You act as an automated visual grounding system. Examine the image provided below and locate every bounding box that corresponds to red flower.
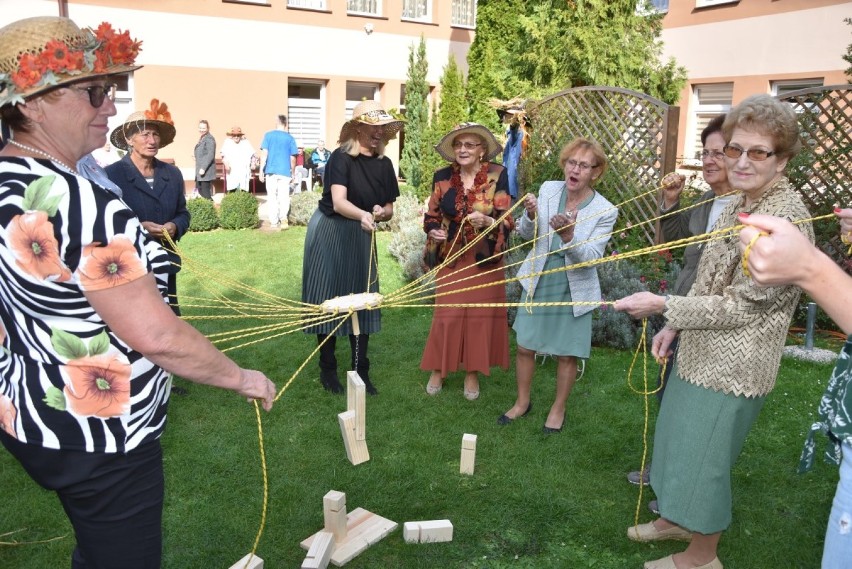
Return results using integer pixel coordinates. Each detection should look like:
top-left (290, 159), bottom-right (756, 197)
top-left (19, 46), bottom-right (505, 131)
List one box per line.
top-left (11, 53), bottom-right (46, 89)
top-left (42, 39), bottom-right (77, 72)
top-left (77, 236), bottom-right (147, 290)
top-left (63, 354), bottom-right (131, 418)
top-left (93, 22), bottom-right (117, 42)
top-left (107, 31), bottom-right (141, 65)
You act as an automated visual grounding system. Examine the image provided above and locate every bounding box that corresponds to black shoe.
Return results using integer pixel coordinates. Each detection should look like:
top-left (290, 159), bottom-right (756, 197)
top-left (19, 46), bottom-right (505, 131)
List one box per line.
top-left (170, 385), bottom-right (188, 396)
top-left (542, 421), bottom-right (563, 434)
top-left (362, 378), bottom-right (378, 396)
top-left (320, 370), bottom-right (343, 394)
top-left (497, 402), bottom-right (532, 425)
top-left (648, 499), bottom-right (660, 515)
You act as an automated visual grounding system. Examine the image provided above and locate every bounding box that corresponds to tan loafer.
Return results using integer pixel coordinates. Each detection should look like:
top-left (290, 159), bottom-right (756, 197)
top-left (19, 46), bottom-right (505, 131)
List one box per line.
top-left (627, 521), bottom-right (692, 542)
top-left (643, 555), bottom-right (723, 569)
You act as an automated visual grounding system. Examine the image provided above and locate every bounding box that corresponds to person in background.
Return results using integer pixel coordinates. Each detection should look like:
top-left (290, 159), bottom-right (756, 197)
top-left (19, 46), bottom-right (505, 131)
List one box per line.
top-left (302, 100), bottom-right (403, 396)
top-left (420, 123), bottom-right (514, 400)
top-left (740, 207), bottom-right (852, 569)
top-left (106, 99), bottom-right (190, 317)
top-left (498, 138), bottom-right (617, 432)
top-left (91, 140), bottom-right (120, 167)
top-left (259, 114), bottom-right (298, 229)
top-left (0, 16), bottom-right (275, 569)
top-left (311, 139), bottom-right (331, 185)
top-left (194, 118), bottom-right (216, 200)
top-left (220, 125), bottom-right (256, 192)
top-left (614, 94), bottom-right (812, 569)
top-left (626, 114), bottom-right (735, 500)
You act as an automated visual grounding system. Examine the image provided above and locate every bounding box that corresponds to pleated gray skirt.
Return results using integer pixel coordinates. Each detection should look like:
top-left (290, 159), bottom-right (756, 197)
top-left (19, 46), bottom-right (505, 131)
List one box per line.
top-left (301, 209), bottom-right (381, 336)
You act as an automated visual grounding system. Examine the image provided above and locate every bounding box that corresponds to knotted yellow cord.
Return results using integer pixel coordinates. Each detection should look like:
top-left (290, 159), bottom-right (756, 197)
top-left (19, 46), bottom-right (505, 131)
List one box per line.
top-left (741, 231), bottom-right (768, 280)
top-left (155, 197), bottom-right (837, 561)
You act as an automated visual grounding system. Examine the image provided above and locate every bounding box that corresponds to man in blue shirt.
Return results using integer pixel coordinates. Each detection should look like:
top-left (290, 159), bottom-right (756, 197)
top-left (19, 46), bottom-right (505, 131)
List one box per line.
top-left (259, 114), bottom-right (298, 229)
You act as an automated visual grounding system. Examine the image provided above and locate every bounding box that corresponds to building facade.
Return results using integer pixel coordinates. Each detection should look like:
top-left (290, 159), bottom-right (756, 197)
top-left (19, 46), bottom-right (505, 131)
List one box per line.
top-left (656, 0), bottom-right (851, 161)
top-left (3, 0), bottom-right (478, 181)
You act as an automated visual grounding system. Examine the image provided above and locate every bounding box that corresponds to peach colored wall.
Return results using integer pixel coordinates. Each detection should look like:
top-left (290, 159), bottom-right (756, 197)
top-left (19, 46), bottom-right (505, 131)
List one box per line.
top-left (663, 0), bottom-right (850, 27)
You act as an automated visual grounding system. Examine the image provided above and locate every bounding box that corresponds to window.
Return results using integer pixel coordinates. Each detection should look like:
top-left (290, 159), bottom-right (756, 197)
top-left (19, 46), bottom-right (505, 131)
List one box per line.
top-left (107, 74), bottom-right (135, 142)
top-left (636, 0), bottom-right (668, 14)
top-left (287, 0), bottom-right (326, 9)
top-left (402, 0), bottom-right (431, 22)
top-left (689, 83), bottom-right (732, 159)
top-left (771, 79), bottom-right (824, 99)
top-left (695, 0), bottom-right (737, 7)
top-left (451, 0), bottom-right (476, 28)
top-left (347, 0), bottom-right (380, 16)
top-left (346, 82), bottom-right (380, 119)
top-left (288, 81), bottom-right (325, 148)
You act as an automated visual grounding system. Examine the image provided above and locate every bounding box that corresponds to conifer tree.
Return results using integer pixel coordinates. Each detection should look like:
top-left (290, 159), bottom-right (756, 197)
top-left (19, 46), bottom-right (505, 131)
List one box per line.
top-left (399, 36), bottom-right (430, 191)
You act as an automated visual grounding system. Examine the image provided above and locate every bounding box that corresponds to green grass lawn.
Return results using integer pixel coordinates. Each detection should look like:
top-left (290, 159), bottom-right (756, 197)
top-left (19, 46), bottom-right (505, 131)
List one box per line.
top-left (0, 227), bottom-right (840, 568)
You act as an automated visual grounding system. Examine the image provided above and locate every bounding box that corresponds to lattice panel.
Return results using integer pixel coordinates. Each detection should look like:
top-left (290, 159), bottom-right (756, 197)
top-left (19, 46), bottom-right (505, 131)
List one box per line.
top-left (526, 87), bottom-right (679, 245)
top-left (779, 85), bottom-right (852, 269)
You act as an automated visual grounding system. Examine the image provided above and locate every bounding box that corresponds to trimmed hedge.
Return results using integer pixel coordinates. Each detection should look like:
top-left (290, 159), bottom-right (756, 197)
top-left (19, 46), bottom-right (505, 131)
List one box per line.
top-left (219, 190), bottom-right (259, 230)
top-left (187, 197), bottom-right (219, 231)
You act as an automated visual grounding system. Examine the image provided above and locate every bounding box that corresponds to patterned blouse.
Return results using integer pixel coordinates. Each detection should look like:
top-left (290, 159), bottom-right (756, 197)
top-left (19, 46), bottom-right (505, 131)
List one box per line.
top-left (0, 158), bottom-right (172, 453)
top-left (799, 336), bottom-right (852, 473)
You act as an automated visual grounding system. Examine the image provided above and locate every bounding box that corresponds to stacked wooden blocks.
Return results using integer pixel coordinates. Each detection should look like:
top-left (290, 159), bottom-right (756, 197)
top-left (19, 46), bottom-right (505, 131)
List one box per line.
top-left (338, 371), bottom-right (369, 465)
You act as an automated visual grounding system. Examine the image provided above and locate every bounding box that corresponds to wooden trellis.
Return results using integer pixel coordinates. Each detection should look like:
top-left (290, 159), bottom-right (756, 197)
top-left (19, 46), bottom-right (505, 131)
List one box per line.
top-left (778, 84), bottom-right (852, 269)
top-left (524, 86), bottom-right (680, 245)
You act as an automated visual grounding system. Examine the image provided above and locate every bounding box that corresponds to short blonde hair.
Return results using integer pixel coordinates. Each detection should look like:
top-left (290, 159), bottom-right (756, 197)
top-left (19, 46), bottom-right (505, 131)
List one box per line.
top-left (722, 94), bottom-right (801, 160)
top-left (558, 138), bottom-right (608, 179)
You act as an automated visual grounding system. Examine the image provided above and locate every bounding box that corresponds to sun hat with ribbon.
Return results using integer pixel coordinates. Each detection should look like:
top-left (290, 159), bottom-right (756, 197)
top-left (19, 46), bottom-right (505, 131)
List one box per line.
top-left (110, 98), bottom-right (176, 150)
top-left (338, 100), bottom-right (405, 144)
top-left (226, 126), bottom-right (245, 137)
top-left (0, 16), bottom-right (142, 108)
top-left (434, 122), bottom-right (503, 162)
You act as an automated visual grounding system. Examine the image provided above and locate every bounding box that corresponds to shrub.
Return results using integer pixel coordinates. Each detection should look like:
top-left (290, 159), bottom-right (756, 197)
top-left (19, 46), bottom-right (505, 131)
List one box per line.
top-left (289, 191), bottom-right (321, 226)
top-left (186, 197), bottom-right (219, 231)
top-left (388, 220), bottom-right (428, 281)
top-left (219, 191), bottom-right (259, 230)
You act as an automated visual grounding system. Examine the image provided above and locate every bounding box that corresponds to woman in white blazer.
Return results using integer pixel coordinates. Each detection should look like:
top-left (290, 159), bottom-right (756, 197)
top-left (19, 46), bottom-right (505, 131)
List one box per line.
top-left (498, 138), bottom-right (618, 433)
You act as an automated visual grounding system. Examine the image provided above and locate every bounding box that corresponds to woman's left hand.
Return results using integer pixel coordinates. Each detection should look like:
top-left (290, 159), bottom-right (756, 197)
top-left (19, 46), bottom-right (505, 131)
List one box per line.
top-left (467, 211), bottom-right (494, 231)
top-left (550, 209), bottom-right (577, 242)
top-left (372, 204), bottom-right (385, 222)
top-left (613, 291), bottom-right (666, 318)
top-left (360, 211), bottom-right (377, 232)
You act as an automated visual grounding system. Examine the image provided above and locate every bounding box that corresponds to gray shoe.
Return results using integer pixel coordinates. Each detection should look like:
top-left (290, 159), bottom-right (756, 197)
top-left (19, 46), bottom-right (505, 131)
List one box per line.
top-left (627, 464), bottom-right (651, 486)
top-left (648, 499), bottom-right (659, 515)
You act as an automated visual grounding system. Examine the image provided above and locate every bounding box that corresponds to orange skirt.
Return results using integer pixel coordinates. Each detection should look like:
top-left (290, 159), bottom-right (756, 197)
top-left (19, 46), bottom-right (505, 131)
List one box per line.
top-left (419, 248), bottom-right (510, 376)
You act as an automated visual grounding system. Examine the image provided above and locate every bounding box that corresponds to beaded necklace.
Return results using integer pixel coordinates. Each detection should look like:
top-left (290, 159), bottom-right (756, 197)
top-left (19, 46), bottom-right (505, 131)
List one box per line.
top-left (451, 162), bottom-right (489, 243)
top-left (6, 139), bottom-right (78, 175)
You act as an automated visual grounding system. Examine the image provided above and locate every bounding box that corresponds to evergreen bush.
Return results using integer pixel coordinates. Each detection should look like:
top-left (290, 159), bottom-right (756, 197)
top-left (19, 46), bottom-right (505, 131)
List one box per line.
top-left (186, 197), bottom-right (219, 232)
top-left (289, 191), bottom-right (321, 226)
top-left (219, 191), bottom-right (259, 230)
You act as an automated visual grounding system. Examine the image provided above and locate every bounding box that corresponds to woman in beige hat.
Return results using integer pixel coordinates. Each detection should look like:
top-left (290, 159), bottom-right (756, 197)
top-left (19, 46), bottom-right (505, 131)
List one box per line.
top-left (220, 125), bottom-right (256, 192)
top-left (105, 99), bottom-right (189, 316)
top-left (302, 100), bottom-right (403, 395)
top-left (420, 123), bottom-right (514, 400)
top-left (0, 16), bottom-right (275, 568)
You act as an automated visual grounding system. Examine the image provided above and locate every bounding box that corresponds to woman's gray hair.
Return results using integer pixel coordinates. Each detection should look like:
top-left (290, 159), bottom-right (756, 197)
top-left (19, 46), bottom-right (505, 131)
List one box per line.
top-left (722, 94), bottom-right (801, 160)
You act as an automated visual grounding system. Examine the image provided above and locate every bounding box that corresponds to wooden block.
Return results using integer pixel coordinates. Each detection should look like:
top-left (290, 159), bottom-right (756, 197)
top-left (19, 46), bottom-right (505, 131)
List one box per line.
top-left (229, 553), bottom-right (264, 569)
top-left (460, 433), bottom-right (477, 475)
top-left (338, 410), bottom-right (369, 465)
top-left (419, 519), bottom-right (453, 543)
top-left (323, 491), bottom-right (348, 541)
top-left (301, 507), bottom-right (398, 567)
top-left (301, 531), bottom-right (333, 569)
top-left (346, 371), bottom-right (366, 440)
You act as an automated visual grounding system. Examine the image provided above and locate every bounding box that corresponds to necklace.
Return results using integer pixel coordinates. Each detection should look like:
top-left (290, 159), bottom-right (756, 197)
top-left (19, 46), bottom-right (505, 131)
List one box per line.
top-left (7, 140), bottom-right (78, 175)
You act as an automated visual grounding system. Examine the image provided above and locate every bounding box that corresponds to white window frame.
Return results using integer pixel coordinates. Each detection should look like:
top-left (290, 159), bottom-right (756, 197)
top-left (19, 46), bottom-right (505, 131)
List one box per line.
top-left (771, 78), bottom-right (824, 98)
top-left (402, 0), bottom-right (432, 22)
top-left (451, 0), bottom-right (476, 28)
top-left (696, 0), bottom-right (737, 7)
top-left (287, 0), bottom-right (326, 9)
top-left (346, 82), bottom-right (381, 120)
top-left (688, 83), bottom-right (732, 160)
top-left (227, 0), bottom-right (270, 5)
top-left (347, 0), bottom-right (381, 16)
top-left (288, 80), bottom-right (326, 148)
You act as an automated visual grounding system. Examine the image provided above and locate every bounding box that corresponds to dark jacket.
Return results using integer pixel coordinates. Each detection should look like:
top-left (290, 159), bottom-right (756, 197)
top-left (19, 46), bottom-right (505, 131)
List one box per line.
top-left (194, 133), bottom-right (217, 182)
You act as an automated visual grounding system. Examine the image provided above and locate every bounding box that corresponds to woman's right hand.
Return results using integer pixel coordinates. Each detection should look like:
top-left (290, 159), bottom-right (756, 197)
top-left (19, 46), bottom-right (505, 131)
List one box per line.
top-left (236, 369), bottom-right (277, 412)
top-left (428, 228), bottom-right (447, 243)
top-left (652, 326), bottom-right (679, 363)
top-left (360, 211), bottom-right (377, 232)
top-left (660, 173), bottom-right (686, 210)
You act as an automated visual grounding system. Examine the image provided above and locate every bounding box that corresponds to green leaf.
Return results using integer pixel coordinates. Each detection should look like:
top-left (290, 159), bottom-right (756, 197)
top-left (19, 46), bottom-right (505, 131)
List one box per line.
top-left (40, 194), bottom-right (63, 217)
top-left (87, 330), bottom-right (111, 356)
top-left (43, 385), bottom-right (66, 411)
top-left (21, 175), bottom-right (57, 212)
top-left (50, 328), bottom-right (88, 360)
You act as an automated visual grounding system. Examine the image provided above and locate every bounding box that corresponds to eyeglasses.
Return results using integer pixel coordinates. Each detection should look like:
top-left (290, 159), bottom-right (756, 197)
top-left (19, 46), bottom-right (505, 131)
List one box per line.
top-left (700, 149), bottom-right (726, 161)
top-left (723, 144), bottom-right (776, 161)
top-left (565, 159), bottom-right (598, 171)
top-left (452, 142), bottom-right (481, 150)
top-left (68, 83), bottom-right (117, 108)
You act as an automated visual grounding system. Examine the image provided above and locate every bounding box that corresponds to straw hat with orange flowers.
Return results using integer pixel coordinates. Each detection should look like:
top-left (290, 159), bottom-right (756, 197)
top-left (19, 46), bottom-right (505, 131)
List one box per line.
top-left (0, 16), bottom-right (142, 108)
top-left (110, 99), bottom-right (176, 150)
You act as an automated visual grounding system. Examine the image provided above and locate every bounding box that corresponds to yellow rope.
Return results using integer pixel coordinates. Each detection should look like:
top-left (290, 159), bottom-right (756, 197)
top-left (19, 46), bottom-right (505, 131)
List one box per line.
top-left (741, 231), bottom-right (768, 280)
top-left (243, 401), bottom-right (269, 569)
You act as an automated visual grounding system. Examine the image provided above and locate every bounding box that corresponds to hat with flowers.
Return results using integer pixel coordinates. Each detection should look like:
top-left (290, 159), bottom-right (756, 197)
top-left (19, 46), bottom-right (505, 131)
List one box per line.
top-left (0, 16), bottom-right (142, 108)
top-left (110, 99), bottom-right (176, 150)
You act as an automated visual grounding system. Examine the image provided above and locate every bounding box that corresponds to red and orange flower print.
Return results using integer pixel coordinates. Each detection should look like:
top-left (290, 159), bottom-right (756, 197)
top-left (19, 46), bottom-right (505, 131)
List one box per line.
top-left (63, 354), bottom-right (131, 418)
top-left (8, 211), bottom-right (72, 282)
top-left (77, 236), bottom-right (147, 290)
top-left (0, 394), bottom-right (17, 439)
